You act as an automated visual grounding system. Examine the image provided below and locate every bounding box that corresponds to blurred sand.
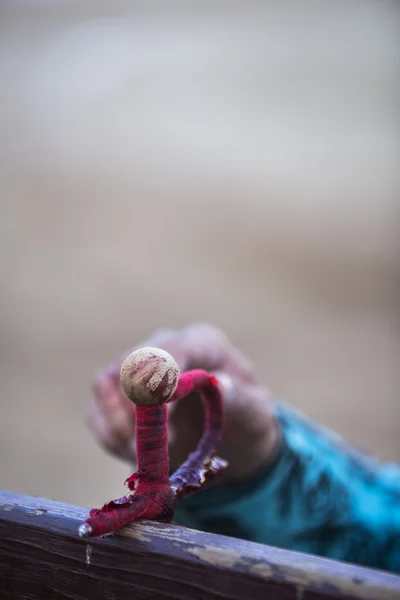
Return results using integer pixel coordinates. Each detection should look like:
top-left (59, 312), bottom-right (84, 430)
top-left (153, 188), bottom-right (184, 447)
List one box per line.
top-left (0, 2), bottom-right (399, 508)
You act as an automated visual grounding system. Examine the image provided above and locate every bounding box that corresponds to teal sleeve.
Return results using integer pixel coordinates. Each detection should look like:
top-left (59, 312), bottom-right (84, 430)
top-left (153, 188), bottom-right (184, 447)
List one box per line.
top-left (174, 402), bottom-right (400, 573)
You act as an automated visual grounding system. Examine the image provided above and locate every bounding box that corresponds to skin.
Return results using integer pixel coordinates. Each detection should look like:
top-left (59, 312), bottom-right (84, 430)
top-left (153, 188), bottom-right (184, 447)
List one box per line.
top-left (87, 323), bottom-right (281, 483)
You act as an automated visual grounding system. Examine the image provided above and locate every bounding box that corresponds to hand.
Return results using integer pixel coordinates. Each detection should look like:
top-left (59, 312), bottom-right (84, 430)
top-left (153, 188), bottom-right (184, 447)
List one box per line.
top-left (87, 324), bottom-right (280, 482)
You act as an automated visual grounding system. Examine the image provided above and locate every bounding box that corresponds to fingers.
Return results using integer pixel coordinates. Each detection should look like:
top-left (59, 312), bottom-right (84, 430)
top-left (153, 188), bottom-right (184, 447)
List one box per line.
top-left (89, 371), bottom-right (136, 462)
top-left (135, 323), bottom-right (255, 380)
top-left (97, 323), bottom-right (256, 394)
top-left (86, 400), bottom-right (136, 462)
top-left (212, 369), bottom-right (271, 438)
top-left (144, 325), bottom-right (258, 424)
top-left (181, 323), bottom-right (257, 384)
top-left (93, 365), bottom-right (130, 414)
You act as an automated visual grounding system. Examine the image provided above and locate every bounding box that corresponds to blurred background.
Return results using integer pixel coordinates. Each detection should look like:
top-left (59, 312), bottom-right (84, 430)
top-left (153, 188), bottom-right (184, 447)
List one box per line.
top-left (0, 1), bottom-right (398, 508)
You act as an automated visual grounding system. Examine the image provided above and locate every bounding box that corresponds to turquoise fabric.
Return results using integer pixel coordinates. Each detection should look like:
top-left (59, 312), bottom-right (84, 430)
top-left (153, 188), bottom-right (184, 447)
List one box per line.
top-left (175, 402), bottom-right (400, 573)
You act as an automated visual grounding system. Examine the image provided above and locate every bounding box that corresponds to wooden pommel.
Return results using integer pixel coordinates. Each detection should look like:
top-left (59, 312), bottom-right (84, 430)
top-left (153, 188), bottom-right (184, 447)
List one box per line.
top-left (120, 347), bottom-right (179, 405)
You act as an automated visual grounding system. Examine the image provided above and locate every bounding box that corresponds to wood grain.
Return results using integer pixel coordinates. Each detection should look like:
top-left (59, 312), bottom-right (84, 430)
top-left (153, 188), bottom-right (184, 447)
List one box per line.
top-left (0, 490), bottom-right (399, 600)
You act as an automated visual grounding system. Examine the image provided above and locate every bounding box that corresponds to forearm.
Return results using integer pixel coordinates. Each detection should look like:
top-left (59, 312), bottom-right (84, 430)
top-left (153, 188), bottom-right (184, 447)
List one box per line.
top-left (175, 402), bottom-right (400, 573)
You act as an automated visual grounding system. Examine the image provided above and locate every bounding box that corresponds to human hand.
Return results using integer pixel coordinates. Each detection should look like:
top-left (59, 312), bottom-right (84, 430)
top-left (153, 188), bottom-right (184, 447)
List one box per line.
top-left (87, 324), bottom-right (280, 482)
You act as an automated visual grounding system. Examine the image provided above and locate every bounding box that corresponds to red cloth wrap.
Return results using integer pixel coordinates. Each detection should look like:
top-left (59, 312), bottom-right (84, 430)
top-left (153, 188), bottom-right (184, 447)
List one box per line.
top-left (82, 370), bottom-right (225, 536)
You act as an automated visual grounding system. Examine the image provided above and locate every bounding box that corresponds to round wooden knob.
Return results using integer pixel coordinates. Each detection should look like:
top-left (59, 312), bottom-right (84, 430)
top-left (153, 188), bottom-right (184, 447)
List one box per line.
top-left (120, 347), bottom-right (179, 405)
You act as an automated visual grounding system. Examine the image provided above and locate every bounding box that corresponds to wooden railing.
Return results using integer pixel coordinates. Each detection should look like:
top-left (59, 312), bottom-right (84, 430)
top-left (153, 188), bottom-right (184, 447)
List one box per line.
top-left (0, 490), bottom-right (399, 599)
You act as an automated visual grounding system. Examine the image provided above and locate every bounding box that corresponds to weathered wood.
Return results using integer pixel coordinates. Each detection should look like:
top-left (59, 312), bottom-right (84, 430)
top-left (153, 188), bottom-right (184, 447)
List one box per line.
top-left (0, 490), bottom-right (399, 600)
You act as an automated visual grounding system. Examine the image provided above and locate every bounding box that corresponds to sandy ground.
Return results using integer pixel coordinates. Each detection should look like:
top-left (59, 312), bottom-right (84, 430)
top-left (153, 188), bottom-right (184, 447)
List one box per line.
top-left (0, 2), bottom-right (399, 509)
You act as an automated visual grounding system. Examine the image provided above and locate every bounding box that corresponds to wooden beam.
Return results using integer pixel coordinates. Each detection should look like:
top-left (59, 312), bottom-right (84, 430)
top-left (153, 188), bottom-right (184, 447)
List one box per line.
top-left (0, 490), bottom-right (399, 600)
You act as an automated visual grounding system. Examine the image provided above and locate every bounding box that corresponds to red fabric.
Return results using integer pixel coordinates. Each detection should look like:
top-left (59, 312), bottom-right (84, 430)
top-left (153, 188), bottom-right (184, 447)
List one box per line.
top-left (129, 404), bottom-right (170, 490)
top-left (81, 370), bottom-right (226, 536)
top-left (169, 371), bottom-right (225, 498)
top-left (86, 491), bottom-right (174, 536)
top-left (170, 369), bottom-right (211, 401)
